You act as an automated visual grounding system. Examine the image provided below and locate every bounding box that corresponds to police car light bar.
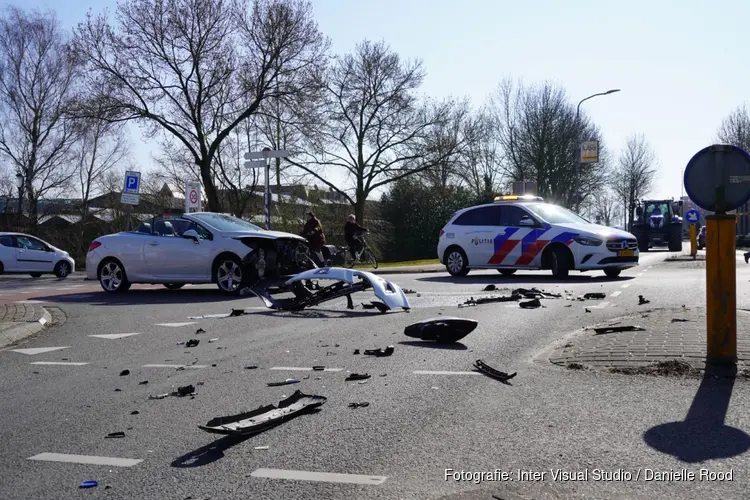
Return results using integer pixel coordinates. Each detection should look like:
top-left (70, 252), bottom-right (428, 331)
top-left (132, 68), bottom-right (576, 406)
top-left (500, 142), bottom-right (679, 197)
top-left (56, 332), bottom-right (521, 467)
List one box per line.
top-left (494, 195), bottom-right (544, 202)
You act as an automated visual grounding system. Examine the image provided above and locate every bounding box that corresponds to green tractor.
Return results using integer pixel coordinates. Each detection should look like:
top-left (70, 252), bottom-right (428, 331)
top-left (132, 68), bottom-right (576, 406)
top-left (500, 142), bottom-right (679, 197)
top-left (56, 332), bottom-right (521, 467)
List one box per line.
top-left (630, 199), bottom-right (683, 252)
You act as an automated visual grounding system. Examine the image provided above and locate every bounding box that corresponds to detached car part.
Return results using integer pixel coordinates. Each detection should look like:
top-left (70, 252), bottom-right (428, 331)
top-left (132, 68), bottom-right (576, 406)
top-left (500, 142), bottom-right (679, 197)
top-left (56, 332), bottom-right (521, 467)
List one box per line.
top-left (473, 359), bottom-right (517, 382)
top-left (198, 390), bottom-right (326, 436)
top-left (252, 267), bottom-right (410, 312)
top-left (404, 317), bottom-right (479, 343)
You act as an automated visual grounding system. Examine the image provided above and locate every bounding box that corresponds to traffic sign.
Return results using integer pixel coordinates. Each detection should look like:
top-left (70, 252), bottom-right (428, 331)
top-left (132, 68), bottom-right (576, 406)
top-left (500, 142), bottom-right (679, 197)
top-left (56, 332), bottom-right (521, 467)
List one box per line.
top-left (120, 192), bottom-right (139, 205)
top-left (185, 181), bottom-right (201, 212)
top-left (684, 144), bottom-right (750, 213)
top-left (244, 160), bottom-right (265, 169)
top-left (123, 171), bottom-right (141, 194)
top-left (685, 209), bottom-right (700, 225)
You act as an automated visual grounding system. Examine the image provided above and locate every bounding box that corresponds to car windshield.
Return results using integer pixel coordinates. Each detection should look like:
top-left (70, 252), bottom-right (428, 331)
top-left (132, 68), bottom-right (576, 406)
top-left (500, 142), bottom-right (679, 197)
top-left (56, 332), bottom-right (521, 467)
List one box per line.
top-left (524, 203), bottom-right (590, 224)
top-left (190, 213), bottom-right (262, 232)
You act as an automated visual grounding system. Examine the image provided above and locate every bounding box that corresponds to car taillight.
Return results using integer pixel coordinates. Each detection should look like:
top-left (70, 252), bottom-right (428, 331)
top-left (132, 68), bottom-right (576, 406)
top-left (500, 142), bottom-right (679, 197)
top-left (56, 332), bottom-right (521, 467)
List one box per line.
top-left (439, 230), bottom-right (445, 238)
top-left (88, 241), bottom-right (101, 252)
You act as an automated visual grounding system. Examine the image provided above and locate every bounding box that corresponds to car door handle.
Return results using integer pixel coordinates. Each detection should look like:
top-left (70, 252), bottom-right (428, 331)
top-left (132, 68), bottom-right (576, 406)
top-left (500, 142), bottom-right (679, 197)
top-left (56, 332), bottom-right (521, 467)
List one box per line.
top-left (148, 241), bottom-right (159, 246)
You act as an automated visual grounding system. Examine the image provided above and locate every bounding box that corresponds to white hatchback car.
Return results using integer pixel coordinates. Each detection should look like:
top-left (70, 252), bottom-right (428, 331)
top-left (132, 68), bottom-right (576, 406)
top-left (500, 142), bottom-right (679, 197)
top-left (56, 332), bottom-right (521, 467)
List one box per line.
top-left (0, 232), bottom-right (75, 278)
top-left (86, 212), bottom-right (312, 294)
top-left (437, 195), bottom-right (639, 279)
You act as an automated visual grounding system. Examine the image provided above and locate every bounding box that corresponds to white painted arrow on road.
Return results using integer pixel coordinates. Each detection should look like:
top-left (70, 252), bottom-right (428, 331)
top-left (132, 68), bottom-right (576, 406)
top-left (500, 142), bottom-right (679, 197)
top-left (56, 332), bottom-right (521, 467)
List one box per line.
top-left (89, 333), bottom-right (142, 340)
top-left (10, 346), bottom-right (69, 355)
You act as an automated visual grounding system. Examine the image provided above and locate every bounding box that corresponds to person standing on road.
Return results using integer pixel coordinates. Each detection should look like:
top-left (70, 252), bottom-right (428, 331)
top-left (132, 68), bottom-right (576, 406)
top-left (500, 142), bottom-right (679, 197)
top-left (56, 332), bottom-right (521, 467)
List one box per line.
top-left (302, 211), bottom-right (326, 265)
top-left (344, 214), bottom-right (368, 262)
top-left (745, 251), bottom-right (750, 264)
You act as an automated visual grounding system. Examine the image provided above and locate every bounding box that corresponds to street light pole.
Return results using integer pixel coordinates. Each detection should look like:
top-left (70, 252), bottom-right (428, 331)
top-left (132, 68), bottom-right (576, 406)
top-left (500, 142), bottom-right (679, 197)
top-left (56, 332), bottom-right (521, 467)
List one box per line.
top-left (15, 173), bottom-right (23, 228)
top-left (574, 89), bottom-right (621, 213)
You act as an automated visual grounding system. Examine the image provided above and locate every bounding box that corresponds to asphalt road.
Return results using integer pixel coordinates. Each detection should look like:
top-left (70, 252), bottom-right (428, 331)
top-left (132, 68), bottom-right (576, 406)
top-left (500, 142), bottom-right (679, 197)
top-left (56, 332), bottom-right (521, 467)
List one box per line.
top-left (1, 251), bottom-right (749, 500)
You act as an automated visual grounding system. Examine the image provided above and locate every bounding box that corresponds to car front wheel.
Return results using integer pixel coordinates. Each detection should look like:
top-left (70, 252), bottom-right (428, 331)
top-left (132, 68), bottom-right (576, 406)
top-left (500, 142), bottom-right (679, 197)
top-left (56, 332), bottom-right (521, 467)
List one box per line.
top-left (215, 255), bottom-right (246, 294)
top-left (604, 268), bottom-right (621, 278)
top-left (54, 261), bottom-right (71, 278)
top-left (99, 259), bottom-right (131, 293)
top-left (444, 247), bottom-right (470, 277)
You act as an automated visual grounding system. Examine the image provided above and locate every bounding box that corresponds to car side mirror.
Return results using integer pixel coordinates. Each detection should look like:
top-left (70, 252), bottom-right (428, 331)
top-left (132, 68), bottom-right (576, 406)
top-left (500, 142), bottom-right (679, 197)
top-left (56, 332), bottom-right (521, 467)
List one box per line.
top-left (183, 229), bottom-right (200, 243)
top-left (519, 218), bottom-right (534, 227)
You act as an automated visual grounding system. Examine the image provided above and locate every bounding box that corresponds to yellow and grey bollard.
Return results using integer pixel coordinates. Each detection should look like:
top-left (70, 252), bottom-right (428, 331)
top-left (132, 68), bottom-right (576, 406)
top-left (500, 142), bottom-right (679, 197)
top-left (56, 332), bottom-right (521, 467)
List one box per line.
top-left (689, 225), bottom-right (697, 257)
top-left (705, 214), bottom-right (737, 364)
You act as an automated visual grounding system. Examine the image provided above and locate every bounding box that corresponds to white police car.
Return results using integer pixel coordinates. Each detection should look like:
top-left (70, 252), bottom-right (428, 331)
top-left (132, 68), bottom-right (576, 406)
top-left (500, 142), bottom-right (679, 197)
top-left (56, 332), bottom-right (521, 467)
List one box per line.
top-left (437, 195), bottom-right (639, 278)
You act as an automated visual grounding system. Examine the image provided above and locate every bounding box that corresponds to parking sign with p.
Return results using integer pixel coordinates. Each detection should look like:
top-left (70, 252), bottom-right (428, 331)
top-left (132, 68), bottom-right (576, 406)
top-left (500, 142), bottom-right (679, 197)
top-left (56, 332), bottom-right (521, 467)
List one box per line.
top-left (124, 171), bottom-right (141, 194)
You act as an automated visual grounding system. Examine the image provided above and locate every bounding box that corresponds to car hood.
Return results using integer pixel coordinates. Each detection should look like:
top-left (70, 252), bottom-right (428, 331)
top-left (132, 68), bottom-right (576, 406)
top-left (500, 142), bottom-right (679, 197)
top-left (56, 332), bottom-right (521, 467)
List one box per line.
top-left (555, 223), bottom-right (636, 240)
top-left (221, 230), bottom-right (306, 242)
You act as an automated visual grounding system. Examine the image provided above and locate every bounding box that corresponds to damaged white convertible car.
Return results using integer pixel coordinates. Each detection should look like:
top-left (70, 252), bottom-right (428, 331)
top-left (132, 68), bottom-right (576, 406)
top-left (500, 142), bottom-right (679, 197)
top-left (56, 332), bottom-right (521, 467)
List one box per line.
top-left (252, 267), bottom-right (411, 313)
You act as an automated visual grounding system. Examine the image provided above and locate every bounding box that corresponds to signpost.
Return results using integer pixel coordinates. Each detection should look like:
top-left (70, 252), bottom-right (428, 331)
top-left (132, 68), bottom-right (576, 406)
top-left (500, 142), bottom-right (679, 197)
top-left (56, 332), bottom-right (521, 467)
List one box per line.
top-left (683, 144), bottom-right (750, 370)
top-left (244, 148), bottom-right (290, 230)
top-left (120, 171), bottom-right (141, 231)
top-left (185, 181), bottom-right (202, 213)
top-left (580, 141), bottom-right (599, 163)
top-left (685, 208), bottom-right (700, 258)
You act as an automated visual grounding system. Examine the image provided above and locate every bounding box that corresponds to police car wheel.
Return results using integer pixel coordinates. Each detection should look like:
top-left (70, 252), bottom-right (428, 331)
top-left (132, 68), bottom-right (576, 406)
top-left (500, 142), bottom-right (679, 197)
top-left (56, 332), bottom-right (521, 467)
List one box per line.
top-left (549, 247), bottom-right (570, 279)
top-left (498, 269), bottom-right (516, 276)
top-left (444, 247), bottom-right (469, 277)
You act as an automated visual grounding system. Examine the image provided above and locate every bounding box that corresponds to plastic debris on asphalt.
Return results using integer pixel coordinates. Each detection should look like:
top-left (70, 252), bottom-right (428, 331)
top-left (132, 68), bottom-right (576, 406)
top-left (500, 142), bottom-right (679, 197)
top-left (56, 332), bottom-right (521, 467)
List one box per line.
top-left (473, 359), bottom-right (516, 383)
top-left (267, 379), bottom-right (300, 387)
top-left (348, 402), bottom-right (370, 409)
top-left (519, 298), bottom-right (542, 309)
top-left (198, 390), bottom-right (327, 436)
top-left (185, 339), bottom-right (200, 347)
top-left (404, 317), bottom-right (478, 343)
top-left (345, 373), bottom-right (370, 381)
top-left (80, 480), bottom-right (98, 489)
top-left (363, 346), bottom-right (394, 357)
top-left (638, 295), bottom-right (650, 305)
top-left (105, 432), bottom-right (125, 439)
top-left (119, 370), bottom-right (130, 376)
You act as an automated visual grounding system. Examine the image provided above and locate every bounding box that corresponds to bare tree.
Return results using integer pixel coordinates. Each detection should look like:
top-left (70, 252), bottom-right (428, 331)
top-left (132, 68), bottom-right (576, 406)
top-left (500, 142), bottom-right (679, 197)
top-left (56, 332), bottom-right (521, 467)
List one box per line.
top-left (489, 78), bottom-right (609, 208)
top-left (716, 104), bottom-right (750, 151)
top-left (73, 112), bottom-right (130, 216)
top-left (592, 187), bottom-right (620, 226)
top-left (290, 39), bottom-right (463, 221)
top-left (0, 6), bottom-right (79, 224)
top-left (417, 98), bottom-right (472, 192)
top-left (457, 107), bottom-right (504, 200)
top-left (71, 0), bottom-right (329, 213)
top-left (610, 134), bottom-right (657, 230)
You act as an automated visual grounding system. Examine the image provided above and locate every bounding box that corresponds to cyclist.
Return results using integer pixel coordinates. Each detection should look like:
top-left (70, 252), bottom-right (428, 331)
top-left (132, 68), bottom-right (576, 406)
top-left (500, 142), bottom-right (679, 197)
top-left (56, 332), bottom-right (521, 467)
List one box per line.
top-left (344, 214), bottom-right (368, 263)
top-left (302, 211), bottom-right (326, 265)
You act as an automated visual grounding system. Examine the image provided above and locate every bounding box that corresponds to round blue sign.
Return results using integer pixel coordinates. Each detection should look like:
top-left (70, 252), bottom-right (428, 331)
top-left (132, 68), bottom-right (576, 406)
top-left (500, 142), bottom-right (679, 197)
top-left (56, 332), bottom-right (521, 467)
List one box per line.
top-left (685, 209), bottom-right (701, 225)
top-left (683, 144), bottom-right (750, 212)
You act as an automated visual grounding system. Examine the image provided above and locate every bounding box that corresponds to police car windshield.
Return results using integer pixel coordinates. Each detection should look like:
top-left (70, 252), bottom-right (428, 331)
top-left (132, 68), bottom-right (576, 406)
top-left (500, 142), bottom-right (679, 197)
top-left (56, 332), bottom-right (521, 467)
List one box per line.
top-left (524, 203), bottom-right (590, 224)
top-left (191, 213), bottom-right (262, 232)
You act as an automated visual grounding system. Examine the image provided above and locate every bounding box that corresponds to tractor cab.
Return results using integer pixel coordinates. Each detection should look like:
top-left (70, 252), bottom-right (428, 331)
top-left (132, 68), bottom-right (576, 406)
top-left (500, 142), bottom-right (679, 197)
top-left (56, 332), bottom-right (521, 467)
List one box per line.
top-left (632, 199), bottom-right (683, 252)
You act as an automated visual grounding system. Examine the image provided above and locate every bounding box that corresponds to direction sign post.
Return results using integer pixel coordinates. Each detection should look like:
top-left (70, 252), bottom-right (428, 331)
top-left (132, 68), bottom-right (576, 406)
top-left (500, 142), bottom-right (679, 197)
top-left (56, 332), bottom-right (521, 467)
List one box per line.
top-left (684, 144), bottom-right (750, 370)
top-left (244, 149), bottom-right (290, 230)
top-left (120, 171), bottom-right (141, 231)
top-left (685, 209), bottom-right (700, 258)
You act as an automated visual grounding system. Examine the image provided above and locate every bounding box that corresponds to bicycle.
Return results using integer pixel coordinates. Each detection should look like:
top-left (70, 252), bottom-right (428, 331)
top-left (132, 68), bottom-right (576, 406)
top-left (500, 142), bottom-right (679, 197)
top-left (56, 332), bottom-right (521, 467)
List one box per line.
top-left (343, 233), bottom-right (378, 269)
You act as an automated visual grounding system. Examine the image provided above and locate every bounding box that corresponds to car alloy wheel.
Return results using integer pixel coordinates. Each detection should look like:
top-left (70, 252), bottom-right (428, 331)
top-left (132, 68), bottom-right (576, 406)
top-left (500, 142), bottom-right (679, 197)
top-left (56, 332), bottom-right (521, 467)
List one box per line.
top-left (447, 251), bottom-right (464, 274)
top-left (55, 261), bottom-right (70, 278)
top-left (100, 261), bottom-right (124, 292)
top-left (217, 259), bottom-right (243, 292)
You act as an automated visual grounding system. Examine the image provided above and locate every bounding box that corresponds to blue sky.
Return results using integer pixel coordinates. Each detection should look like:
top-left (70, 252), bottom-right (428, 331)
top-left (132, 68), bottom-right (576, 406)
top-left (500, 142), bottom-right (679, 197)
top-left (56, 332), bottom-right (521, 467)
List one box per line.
top-left (17, 0), bottom-right (748, 200)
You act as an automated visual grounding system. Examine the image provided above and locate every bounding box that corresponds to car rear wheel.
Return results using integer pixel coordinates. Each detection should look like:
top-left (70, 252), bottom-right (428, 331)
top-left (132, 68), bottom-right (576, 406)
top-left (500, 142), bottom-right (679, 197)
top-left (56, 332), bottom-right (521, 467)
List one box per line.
top-left (215, 255), bottom-right (246, 294)
top-left (444, 247), bottom-right (469, 277)
top-left (99, 259), bottom-right (131, 293)
top-left (54, 261), bottom-right (71, 278)
top-left (30, 273), bottom-right (42, 278)
top-left (604, 268), bottom-right (621, 278)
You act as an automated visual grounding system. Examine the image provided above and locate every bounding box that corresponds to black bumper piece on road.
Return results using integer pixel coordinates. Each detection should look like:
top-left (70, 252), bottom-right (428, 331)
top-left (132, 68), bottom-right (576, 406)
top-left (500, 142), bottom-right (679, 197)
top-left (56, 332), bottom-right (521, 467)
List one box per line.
top-left (597, 256), bottom-right (639, 265)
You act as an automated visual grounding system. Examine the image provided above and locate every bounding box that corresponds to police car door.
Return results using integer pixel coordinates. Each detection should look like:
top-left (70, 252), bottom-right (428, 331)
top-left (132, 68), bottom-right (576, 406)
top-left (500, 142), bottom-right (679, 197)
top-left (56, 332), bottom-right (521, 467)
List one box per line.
top-left (501, 205), bottom-right (546, 267)
top-left (464, 206), bottom-right (503, 265)
top-left (486, 205), bottom-right (530, 266)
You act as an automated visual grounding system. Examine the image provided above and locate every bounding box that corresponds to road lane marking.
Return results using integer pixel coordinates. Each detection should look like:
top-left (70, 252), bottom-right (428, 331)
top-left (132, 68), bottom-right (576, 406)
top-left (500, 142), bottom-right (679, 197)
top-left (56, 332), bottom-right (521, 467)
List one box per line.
top-left (269, 366), bottom-right (343, 372)
top-left (250, 468), bottom-right (387, 485)
top-left (89, 333), bottom-right (142, 340)
top-left (14, 300), bottom-right (45, 304)
top-left (142, 364), bottom-right (209, 369)
top-left (30, 361), bottom-right (89, 366)
top-left (621, 283), bottom-right (631, 288)
top-left (10, 347), bottom-right (69, 355)
top-left (154, 322), bottom-right (198, 327)
top-left (413, 370), bottom-right (481, 376)
top-left (610, 291), bottom-right (622, 297)
top-left (28, 453), bottom-right (143, 467)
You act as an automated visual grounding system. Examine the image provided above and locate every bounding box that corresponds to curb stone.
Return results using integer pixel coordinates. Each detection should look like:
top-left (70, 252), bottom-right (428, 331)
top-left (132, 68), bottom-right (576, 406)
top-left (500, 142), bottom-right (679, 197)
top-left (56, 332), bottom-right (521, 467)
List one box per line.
top-left (0, 305), bottom-right (53, 350)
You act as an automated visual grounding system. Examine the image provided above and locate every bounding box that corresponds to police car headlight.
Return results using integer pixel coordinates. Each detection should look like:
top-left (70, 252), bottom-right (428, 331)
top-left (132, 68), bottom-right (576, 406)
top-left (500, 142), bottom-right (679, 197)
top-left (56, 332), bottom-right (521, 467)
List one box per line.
top-left (573, 236), bottom-right (602, 246)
